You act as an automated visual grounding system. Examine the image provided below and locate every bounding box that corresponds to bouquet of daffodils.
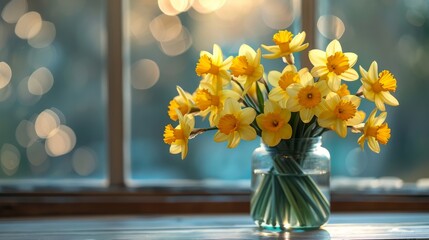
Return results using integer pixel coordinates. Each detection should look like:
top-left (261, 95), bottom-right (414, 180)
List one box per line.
top-left (163, 29), bottom-right (398, 229)
top-left (163, 30), bottom-right (398, 159)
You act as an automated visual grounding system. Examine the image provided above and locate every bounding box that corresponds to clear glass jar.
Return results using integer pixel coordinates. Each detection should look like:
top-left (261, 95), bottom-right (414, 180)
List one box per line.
top-left (251, 137), bottom-right (330, 231)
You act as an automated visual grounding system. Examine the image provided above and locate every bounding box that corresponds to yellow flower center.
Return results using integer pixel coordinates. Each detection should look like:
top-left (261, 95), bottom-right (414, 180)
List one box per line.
top-left (336, 84), bottom-right (351, 98)
top-left (297, 86), bottom-right (322, 108)
top-left (195, 54), bottom-right (219, 76)
top-left (279, 71), bottom-right (300, 90)
top-left (163, 124), bottom-right (184, 144)
top-left (230, 56), bottom-right (255, 77)
top-left (260, 113), bottom-right (284, 132)
top-left (366, 123), bottom-right (391, 145)
top-left (373, 70), bottom-right (397, 93)
top-left (273, 30), bottom-right (293, 53)
top-left (195, 89), bottom-right (219, 111)
top-left (168, 99), bottom-right (189, 121)
top-left (218, 114), bottom-right (239, 135)
top-left (327, 52), bottom-right (349, 75)
top-left (334, 100), bottom-right (357, 121)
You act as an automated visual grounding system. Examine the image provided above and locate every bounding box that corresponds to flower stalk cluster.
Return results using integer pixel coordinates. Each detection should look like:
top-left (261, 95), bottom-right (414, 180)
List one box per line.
top-left (164, 30), bottom-right (399, 159)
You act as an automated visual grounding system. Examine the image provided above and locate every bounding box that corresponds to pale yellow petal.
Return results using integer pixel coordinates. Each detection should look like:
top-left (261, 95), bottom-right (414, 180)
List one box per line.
top-left (268, 87), bottom-right (287, 103)
top-left (224, 98), bottom-right (241, 114)
top-left (286, 83), bottom-right (300, 96)
top-left (374, 95), bottom-right (386, 111)
top-left (181, 144), bottom-right (188, 159)
top-left (264, 100), bottom-right (275, 113)
top-left (347, 110), bottom-right (365, 126)
top-left (363, 89), bottom-right (375, 101)
top-left (268, 71), bottom-right (282, 87)
top-left (292, 43), bottom-right (309, 53)
top-left (374, 111), bottom-right (387, 126)
top-left (335, 120), bottom-right (347, 138)
top-left (290, 31), bottom-right (306, 48)
top-left (279, 124), bottom-right (292, 140)
top-left (326, 39), bottom-right (342, 56)
top-left (325, 92), bottom-right (340, 110)
top-left (262, 131), bottom-right (279, 147)
top-left (368, 137), bottom-right (380, 153)
top-left (283, 64), bottom-right (298, 73)
top-left (380, 91), bottom-right (399, 106)
top-left (309, 49), bottom-right (327, 66)
top-left (214, 131), bottom-right (228, 142)
top-left (170, 144), bottom-right (181, 154)
top-left (327, 73), bottom-right (341, 91)
top-left (359, 65), bottom-right (369, 80)
top-left (301, 72), bottom-right (314, 86)
top-left (212, 44), bottom-right (223, 65)
top-left (344, 95), bottom-right (361, 108)
top-left (240, 108), bottom-right (256, 124)
top-left (286, 97), bottom-right (301, 112)
top-left (300, 108), bottom-right (314, 123)
top-left (341, 68), bottom-right (359, 81)
top-left (369, 61), bottom-right (378, 82)
top-left (311, 66), bottom-right (329, 77)
top-left (239, 125), bottom-right (256, 141)
top-left (227, 131), bottom-right (241, 148)
top-left (344, 52), bottom-right (358, 67)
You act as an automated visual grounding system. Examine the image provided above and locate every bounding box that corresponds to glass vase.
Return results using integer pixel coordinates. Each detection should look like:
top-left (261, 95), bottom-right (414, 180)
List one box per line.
top-left (251, 137), bottom-right (330, 231)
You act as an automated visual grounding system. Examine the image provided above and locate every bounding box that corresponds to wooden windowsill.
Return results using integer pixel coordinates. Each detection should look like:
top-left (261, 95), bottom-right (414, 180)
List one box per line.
top-left (1, 190), bottom-right (429, 217)
top-left (1, 213), bottom-right (429, 239)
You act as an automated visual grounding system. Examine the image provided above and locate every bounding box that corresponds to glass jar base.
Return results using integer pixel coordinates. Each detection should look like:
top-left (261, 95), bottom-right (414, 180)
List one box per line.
top-left (255, 221), bottom-right (327, 232)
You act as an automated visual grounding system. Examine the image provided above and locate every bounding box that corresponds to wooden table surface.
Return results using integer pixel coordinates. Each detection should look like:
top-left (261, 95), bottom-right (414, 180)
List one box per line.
top-left (1, 213), bottom-right (428, 239)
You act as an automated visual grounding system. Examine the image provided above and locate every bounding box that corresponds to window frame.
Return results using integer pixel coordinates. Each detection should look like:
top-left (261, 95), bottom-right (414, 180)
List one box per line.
top-left (1, 0), bottom-right (428, 217)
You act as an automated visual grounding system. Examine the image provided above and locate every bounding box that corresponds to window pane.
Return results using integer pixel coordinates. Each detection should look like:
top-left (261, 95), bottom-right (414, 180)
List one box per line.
top-left (317, 0), bottom-right (429, 192)
top-left (124, 0), bottom-right (302, 187)
top-left (0, 0), bottom-right (107, 187)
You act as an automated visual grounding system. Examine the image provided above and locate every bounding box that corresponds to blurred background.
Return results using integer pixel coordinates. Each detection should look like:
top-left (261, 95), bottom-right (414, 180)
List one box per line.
top-left (0, 0), bottom-right (428, 193)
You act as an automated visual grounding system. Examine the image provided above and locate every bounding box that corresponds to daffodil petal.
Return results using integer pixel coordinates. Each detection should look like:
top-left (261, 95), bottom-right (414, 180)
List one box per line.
top-left (380, 91), bottom-right (399, 106)
top-left (341, 68), bottom-right (359, 81)
top-left (335, 120), bottom-right (347, 138)
top-left (326, 39), bottom-right (342, 56)
top-left (369, 61), bottom-right (378, 81)
top-left (309, 49), bottom-right (327, 66)
top-left (240, 108), bottom-right (256, 124)
top-left (239, 125), bottom-right (256, 141)
top-left (345, 52), bottom-right (358, 66)
top-left (214, 131), bottom-right (228, 142)
top-left (368, 137), bottom-right (380, 153)
top-left (311, 66), bottom-right (329, 77)
top-left (268, 71), bottom-right (282, 87)
top-left (300, 108), bottom-right (314, 123)
top-left (374, 96), bottom-right (386, 111)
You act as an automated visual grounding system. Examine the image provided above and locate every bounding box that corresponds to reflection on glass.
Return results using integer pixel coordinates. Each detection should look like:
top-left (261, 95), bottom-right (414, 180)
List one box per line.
top-left (125, 0), bottom-right (302, 186)
top-left (0, 0), bottom-right (107, 187)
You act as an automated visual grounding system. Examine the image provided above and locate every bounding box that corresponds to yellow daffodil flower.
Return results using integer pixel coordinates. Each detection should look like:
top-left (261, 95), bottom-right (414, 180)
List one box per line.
top-left (309, 39), bottom-right (359, 91)
top-left (194, 82), bottom-right (240, 127)
top-left (286, 72), bottom-right (329, 123)
top-left (230, 44), bottom-right (264, 95)
top-left (214, 98), bottom-right (256, 148)
top-left (318, 93), bottom-right (366, 138)
top-left (195, 44), bottom-right (232, 92)
top-left (357, 109), bottom-right (391, 153)
top-left (359, 61), bottom-right (399, 111)
top-left (168, 86), bottom-right (194, 121)
top-left (261, 30), bottom-right (308, 60)
top-left (256, 100), bottom-right (292, 147)
top-left (268, 65), bottom-right (306, 108)
top-left (163, 110), bottom-right (195, 159)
